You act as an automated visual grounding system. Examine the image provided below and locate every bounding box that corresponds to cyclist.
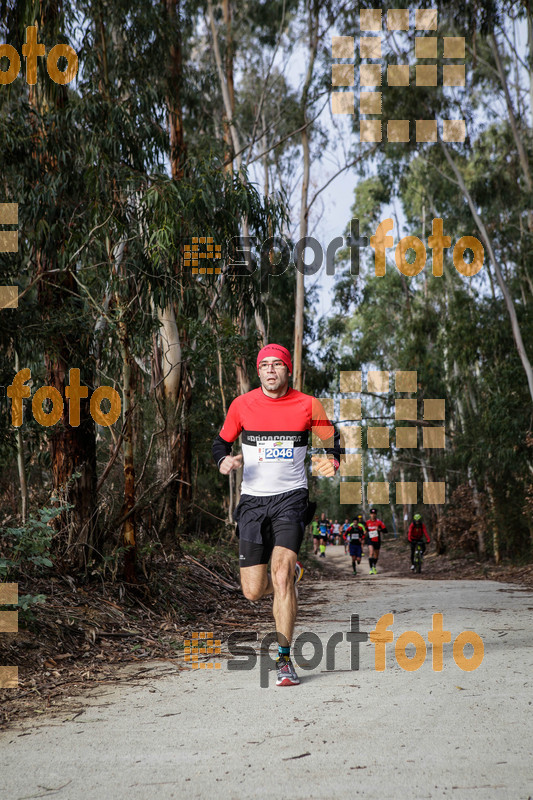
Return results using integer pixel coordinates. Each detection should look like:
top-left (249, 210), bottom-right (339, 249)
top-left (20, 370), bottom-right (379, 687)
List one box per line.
top-left (408, 513), bottom-right (430, 571)
top-left (213, 344), bottom-right (340, 686)
top-left (365, 507), bottom-right (387, 574)
top-left (347, 515), bottom-right (365, 575)
top-left (311, 516), bottom-right (320, 555)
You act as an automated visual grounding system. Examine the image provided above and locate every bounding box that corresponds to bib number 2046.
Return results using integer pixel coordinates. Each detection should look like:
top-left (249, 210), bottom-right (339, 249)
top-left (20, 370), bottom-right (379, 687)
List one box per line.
top-left (266, 447), bottom-right (293, 459)
top-left (257, 441), bottom-right (294, 462)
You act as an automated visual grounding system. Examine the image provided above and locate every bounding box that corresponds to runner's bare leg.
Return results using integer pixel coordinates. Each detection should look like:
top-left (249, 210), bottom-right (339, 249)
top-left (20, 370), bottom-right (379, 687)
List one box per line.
top-left (271, 546), bottom-right (298, 647)
top-left (240, 564), bottom-right (273, 601)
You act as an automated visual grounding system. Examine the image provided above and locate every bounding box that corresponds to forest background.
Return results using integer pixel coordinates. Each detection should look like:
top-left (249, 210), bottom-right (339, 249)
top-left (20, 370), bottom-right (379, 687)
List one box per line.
top-left (0, 0), bottom-right (532, 628)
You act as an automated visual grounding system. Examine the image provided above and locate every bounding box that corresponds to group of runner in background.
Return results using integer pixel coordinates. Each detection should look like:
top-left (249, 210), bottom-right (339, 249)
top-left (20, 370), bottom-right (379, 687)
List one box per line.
top-left (310, 508), bottom-right (387, 575)
top-left (310, 511), bottom-right (431, 575)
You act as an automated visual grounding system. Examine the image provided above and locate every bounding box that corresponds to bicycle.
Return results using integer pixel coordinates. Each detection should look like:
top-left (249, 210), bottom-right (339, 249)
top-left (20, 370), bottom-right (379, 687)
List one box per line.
top-left (413, 541), bottom-right (424, 573)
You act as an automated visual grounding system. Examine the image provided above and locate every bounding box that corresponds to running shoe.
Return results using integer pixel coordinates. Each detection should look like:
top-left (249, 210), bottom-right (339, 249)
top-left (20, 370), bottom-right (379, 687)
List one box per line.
top-left (276, 656), bottom-right (300, 686)
top-left (294, 561), bottom-right (304, 585)
top-left (410, 564), bottom-right (415, 571)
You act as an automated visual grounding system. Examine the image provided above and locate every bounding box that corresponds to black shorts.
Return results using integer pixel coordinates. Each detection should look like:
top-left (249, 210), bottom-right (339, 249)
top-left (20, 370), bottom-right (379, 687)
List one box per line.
top-left (368, 539), bottom-right (380, 550)
top-left (235, 488), bottom-right (308, 567)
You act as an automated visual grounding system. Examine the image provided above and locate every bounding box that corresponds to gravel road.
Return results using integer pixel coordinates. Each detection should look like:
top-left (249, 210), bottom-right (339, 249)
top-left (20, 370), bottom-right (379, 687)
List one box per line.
top-left (1, 546), bottom-right (532, 800)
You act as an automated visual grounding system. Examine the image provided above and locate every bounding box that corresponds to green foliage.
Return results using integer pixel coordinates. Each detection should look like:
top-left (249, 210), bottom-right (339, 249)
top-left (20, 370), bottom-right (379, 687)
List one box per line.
top-left (0, 505), bottom-right (63, 623)
top-left (0, 506), bottom-right (63, 580)
top-left (0, 0), bottom-right (531, 574)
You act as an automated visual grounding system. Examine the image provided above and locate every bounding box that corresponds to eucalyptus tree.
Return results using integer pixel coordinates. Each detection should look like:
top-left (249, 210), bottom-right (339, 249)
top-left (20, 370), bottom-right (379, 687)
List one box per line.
top-left (0, 0), bottom-right (105, 567)
top-left (317, 0), bottom-right (533, 559)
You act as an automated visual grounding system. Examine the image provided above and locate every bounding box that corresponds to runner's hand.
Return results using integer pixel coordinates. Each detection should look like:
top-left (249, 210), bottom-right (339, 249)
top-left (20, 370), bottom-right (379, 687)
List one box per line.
top-left (219, 454), bottom-right (243, 475)
top-left (311, 455), bottom-right (336, 477)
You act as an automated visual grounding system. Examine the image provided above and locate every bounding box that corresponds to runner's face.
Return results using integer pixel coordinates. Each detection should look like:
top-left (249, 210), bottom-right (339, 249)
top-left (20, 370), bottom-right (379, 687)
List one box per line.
top-left (258, 357), bottom-right (289, 396)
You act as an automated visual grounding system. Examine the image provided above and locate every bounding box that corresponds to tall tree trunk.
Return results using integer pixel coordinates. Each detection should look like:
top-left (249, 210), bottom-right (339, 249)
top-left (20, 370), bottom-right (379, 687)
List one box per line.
top-left (486, 482), bottom-right (499, 564)
top-left (528, 7), bottom-right (533, 133)
top-left (166, 0), bottom-right (186, 180)
top-left (14, 352), bottom-right (28, 524)
top-left (490, 34), bottom-right (532, 193)
top-left (421, 458), bottom-right (445, 554)
top-left (157, 314), bottom-right (191, 540)
top-left (117, 315), bottom-right (136, 582)
top-left (155, 0), bottom-right (191, 541)
top-left (440, 141), bottom-right (533, 402)
top-left (399, 465), bottom-right (408, 536)
top-left (27, 4), bottom-right (98, 568)
top-left (470, 476), bottom-right (486, 557)
top-left (293, 0), bottom-right (319, 391)
top-left (221, 0), bottom-right (234, 172)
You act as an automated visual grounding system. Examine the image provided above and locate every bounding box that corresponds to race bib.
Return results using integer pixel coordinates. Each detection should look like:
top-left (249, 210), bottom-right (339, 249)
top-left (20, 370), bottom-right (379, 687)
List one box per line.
top-left (257, 439), bottom-right (294, 462)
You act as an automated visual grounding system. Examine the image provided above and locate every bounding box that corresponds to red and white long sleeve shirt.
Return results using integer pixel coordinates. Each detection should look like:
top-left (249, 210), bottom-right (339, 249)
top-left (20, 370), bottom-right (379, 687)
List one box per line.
top-left (212, 387), bottom-right (340, 496)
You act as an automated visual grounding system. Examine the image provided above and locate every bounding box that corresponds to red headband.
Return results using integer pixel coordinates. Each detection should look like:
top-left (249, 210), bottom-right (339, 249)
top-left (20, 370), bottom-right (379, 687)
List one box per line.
top-left (257, 344), bottom-right (293, 374)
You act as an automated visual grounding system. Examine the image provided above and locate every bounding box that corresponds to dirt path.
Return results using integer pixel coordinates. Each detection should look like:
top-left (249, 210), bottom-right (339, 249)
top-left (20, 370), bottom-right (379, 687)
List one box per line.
top-left (1, 546), bottom-right (532, 799)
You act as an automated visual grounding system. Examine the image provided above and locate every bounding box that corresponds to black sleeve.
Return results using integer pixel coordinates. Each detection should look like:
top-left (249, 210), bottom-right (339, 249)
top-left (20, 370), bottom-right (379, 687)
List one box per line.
top-left (212, 434), bottom-right (233, 467)
top-left (324, 424), bottom-right (342, 465)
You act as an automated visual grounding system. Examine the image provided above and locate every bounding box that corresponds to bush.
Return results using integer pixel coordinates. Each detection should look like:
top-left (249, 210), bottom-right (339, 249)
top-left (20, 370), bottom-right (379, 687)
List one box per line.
top-left (0, 506), bottom-right (66, 623)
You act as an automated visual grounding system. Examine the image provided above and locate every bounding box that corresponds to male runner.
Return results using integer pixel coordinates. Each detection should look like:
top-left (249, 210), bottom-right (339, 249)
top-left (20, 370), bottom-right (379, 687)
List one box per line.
top-left (332, 519), bottom-right (341, 545)
top-left (342, 518), bottom-right (350, 554)
top-left (347, 515), bottom-right (365, 575)
top-left (212, 344), bottom-right (340, 686)
top-left (408, 513), bottom-right (431, 570)
top-left (365, 507), bottom-right (387, 574)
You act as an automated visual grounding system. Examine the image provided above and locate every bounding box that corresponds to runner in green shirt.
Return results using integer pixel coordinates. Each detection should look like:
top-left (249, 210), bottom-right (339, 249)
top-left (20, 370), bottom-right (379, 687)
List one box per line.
top-left (311, 516), bottom-right (320, 554)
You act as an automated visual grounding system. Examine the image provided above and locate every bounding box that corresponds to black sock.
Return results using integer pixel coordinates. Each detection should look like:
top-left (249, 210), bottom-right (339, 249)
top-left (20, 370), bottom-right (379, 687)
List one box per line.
top-left (369, 558), bottom-right (374, 568)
